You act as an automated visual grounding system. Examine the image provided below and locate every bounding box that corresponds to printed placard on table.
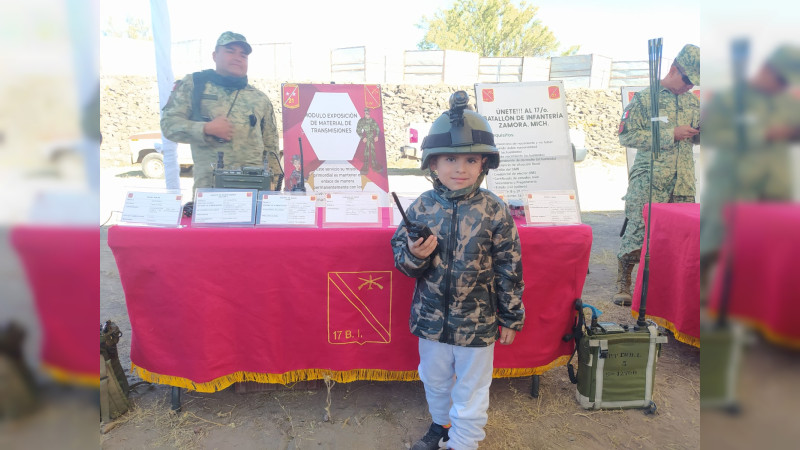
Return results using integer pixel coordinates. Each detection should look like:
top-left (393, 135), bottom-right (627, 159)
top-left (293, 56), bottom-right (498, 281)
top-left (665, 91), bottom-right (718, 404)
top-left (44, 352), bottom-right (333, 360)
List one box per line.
top-left (191, 189), bottom-right (257, 227)
top-left (256, 192), bottom-right (318, 227)
top-left (119, 190), bottom-right (183, 227)
top-left (322, 192), bottom-right (381, 228)
top-left (525, 190), bottom-right (582, 226)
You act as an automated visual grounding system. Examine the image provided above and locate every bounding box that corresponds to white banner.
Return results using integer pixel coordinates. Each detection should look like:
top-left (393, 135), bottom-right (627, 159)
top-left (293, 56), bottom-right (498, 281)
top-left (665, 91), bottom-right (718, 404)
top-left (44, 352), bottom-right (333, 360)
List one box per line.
top-left (474, 82), bottom-right (578, 205)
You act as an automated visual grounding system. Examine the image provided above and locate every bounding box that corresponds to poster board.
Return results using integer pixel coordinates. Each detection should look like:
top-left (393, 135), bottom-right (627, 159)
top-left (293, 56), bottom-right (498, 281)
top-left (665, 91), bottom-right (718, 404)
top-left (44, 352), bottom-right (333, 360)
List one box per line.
top-left (474, 82), bottom-right (579, 206)
top-left (281, 83), bottom-right (389, 206)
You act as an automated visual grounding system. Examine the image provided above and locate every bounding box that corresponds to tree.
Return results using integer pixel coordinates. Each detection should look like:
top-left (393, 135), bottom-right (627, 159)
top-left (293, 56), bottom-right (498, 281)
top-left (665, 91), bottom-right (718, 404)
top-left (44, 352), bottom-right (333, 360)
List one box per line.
top-left (102, 15), bottom-right (152, 41)
top-left (417, 0), bottom-right (575, 57)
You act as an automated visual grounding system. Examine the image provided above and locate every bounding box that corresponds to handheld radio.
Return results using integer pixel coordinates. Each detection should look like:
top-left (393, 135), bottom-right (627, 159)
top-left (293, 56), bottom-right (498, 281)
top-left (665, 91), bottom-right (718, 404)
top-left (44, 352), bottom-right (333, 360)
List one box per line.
top-left (391, 192), bottom-right (433, 242)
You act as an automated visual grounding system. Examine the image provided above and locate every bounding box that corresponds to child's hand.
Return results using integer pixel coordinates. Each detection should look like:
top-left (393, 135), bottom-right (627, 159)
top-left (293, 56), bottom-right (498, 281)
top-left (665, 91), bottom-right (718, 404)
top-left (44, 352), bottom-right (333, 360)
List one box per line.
top-left (499, 327), bottom-right (516, 345)
top-left (408, 234), bottom-right (437, 259)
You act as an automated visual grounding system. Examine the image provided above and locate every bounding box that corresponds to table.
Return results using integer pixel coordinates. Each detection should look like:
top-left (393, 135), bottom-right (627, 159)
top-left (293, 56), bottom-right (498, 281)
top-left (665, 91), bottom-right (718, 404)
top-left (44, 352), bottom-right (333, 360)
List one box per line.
top-left (109, 217), bottom-right (592, 393)
top-left (10, 226), bottom-right (99, 386)
top-left (631, 203), bottom-right (700, 347)
top-left (709, 203), bottom-right (800, 349)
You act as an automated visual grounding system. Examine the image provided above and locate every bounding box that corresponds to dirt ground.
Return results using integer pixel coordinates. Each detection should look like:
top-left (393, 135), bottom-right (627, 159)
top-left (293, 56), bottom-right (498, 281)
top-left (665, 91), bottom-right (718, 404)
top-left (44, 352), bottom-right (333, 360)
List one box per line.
top-left (95, 159), bottom-right (700, 449)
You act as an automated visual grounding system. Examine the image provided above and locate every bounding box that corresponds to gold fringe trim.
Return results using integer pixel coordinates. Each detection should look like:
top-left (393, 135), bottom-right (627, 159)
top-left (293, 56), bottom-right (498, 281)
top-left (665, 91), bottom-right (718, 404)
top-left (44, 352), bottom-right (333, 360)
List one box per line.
top-left (629, 311), bottom-right (701, 348)
top-left (132, 363), bottom-right (420, 393)
top-left (132, 356), bottom-right (571, 393)
top-left (42, 363), bottom-right (100, 388)
top-left (711, 314), bottom-right (800, 350)
top-left (493, 355), bottom-right (571, 378)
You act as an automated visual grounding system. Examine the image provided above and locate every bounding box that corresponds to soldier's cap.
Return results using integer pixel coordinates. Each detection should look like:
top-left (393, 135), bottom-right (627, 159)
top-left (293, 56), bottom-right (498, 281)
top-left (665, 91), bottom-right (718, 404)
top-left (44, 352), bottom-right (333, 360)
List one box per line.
top-left (292, 154), bottom-right (301, 162)
top-left (674, 44), bottom-right (700, 86)
top-left (766, 45), bottom-right (800, 85)
top-left (216, 31), bottom-right (252, 55)
top-left (364, 107), bottom-right (370, 113)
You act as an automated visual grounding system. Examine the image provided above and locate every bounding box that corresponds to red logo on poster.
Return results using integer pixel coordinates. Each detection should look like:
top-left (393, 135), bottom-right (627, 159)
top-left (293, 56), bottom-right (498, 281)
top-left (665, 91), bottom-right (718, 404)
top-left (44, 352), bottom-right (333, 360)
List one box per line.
top-left (548, 86), bottom-right (560, 99)
top-left (628, 91), bottom-right (637, 102)
top-left (482, 89), bottom-right (494, 102)
top-left (365, 85), bottom-right (382, 109)
top-left (127, 193), bottom-right (133, 198)
top-left (283, 84), bottom-right (299, 109)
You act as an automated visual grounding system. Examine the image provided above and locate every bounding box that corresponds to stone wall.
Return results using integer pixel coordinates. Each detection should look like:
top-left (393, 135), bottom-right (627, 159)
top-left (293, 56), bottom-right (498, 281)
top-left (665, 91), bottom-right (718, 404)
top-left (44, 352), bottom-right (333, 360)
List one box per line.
top-left (101, 76), bottom-right (625, 167)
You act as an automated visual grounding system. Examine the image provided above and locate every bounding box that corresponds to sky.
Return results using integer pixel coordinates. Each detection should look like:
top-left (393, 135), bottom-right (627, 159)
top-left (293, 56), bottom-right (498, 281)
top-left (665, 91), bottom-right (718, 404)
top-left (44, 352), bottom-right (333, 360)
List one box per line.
top-left (101, 0), bottom-right (701, 62)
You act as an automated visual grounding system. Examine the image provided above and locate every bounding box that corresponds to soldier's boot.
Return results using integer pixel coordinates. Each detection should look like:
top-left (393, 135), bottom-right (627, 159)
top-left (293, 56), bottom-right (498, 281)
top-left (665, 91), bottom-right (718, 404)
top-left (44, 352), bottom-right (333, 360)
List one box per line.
top-left (612, 254), bottom-right (637, 307)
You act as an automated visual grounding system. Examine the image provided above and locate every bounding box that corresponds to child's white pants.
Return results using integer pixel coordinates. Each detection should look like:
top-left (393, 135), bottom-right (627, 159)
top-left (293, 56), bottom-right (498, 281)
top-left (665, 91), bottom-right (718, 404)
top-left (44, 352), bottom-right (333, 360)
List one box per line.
top-left (418, 338), bottom-right (495, 450)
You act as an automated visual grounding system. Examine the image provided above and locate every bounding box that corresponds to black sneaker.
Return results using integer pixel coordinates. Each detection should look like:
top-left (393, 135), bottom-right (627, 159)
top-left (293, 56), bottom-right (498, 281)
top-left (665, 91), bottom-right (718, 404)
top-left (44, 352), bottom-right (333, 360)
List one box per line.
top-left (411, 422), bottom-right (449, 450)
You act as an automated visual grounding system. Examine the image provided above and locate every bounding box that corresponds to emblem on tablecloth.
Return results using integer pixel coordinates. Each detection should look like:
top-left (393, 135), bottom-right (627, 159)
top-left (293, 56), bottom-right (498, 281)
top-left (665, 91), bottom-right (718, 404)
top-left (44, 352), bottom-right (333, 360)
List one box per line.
top-left (328, 271), bottom-right (392, 345)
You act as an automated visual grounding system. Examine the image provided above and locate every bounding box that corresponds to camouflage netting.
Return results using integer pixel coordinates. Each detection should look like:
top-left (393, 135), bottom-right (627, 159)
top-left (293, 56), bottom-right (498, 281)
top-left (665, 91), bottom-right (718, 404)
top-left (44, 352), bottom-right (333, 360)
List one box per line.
top-left (100, 76), bottom-right (625, 167)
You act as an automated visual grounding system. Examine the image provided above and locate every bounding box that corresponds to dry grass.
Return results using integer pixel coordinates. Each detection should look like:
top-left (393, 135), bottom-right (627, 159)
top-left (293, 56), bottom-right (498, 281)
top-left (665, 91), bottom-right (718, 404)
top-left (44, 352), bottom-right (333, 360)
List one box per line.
top-left (104, 394), bottom-right (239, 449)
top-left (590, 248), bottom-right (617, 266)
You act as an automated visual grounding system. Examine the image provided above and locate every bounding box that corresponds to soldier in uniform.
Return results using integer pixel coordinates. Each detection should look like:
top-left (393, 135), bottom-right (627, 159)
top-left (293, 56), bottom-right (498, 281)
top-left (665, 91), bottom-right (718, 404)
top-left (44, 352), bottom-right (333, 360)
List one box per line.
top-left (613, 44), bottom-right (701, 306)
top-left (699, 45), bottom-right (800, 292)
top-left (161, 31), bottom-right (281, 189)
top-left (356, 107), bottom-right (382, 174)
top-left (391, 91), bottom-right (524, 450)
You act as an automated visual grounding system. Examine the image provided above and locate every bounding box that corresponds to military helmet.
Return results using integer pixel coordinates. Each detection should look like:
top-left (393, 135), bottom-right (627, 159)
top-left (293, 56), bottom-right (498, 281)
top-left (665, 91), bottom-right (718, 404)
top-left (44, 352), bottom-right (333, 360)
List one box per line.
top-left (420, 91), bottom-right (499, 171)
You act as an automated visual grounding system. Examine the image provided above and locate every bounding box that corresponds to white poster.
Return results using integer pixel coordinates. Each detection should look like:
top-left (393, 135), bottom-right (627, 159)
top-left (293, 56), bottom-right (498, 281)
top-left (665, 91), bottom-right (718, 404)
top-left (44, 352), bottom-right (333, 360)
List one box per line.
top-left (475, 82), bottom-right (578, 205)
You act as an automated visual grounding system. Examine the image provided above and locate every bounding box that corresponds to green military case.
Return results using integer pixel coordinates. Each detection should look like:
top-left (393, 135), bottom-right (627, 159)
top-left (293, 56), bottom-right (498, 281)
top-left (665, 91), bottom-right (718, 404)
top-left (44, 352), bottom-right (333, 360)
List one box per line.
top-left (576, 322), bottom-right (667, 410)
top-left (699, 322), bottom-right (745, 409)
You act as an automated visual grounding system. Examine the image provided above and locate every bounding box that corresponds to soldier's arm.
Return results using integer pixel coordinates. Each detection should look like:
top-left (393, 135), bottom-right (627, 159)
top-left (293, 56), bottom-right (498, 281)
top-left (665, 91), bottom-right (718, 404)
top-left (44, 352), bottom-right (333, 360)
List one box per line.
top-left (160, 76), bottom-right (209, 145)
top-left (260, 98), bottom-right (281, 178)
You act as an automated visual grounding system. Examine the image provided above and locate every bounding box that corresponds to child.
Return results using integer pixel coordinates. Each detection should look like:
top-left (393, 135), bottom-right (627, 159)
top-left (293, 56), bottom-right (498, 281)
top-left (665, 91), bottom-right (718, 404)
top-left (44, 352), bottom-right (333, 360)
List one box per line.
top-left (391, 91), bottom-right (525, 450)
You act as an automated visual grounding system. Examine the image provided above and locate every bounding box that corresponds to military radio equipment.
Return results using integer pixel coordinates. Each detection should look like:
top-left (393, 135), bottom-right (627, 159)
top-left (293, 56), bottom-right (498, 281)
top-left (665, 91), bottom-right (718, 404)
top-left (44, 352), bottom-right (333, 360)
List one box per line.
top-left (212, 151), bottom-right (274, 190)
top-left (0, 321), bottom-right (38, 419)
top-left (391, 191), bottom-right (433, 242)
top-left (291, 136), bottom-right (306, 192)
top-left (699, 38), bottom-right (751, 413)
top-left (100, 320), bottom-right (131, 422)
top-left (565, 300), bottom-right (666, 412)
top-left (567, 38), bottom-right (670, 413)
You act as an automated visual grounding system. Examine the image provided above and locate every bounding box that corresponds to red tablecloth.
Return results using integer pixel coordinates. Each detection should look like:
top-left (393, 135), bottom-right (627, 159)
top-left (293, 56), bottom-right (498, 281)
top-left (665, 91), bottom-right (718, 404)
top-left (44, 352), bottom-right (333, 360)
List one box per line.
top-left (709, 204), bottom-right (800, 349)
top-left (108, 218), bottom-right (591, 392)
top-left (10, 226), bottom-right (99, 386)
top-left (631, 203), bottom-right (700, 347)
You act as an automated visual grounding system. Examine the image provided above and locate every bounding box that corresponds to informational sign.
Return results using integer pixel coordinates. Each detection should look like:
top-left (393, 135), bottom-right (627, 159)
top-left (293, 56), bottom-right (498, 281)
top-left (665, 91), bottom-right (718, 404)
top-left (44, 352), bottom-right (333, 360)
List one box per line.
top-left (256, 193), bottom-right (318, 227)
top-left (620, 86), bottom-right (703, 198)
top-left (191, 189), bottom-right (257, 227)
top-left (474, 82), bottom-right (579, 205)
top-left (120, 190), bottom-right (183, 227)
top-left (525, 190), bottom-right (582, 226)
top-left (322, 192), bottom-right (381, 227)
top-left (281, 84), bottom-right (389, 205)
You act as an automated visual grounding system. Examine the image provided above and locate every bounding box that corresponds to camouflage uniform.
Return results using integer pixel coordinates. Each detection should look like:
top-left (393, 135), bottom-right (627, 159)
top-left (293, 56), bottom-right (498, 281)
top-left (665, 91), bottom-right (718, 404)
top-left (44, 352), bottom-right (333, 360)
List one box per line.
top-left (160, 56), bottom-right (280, 189)
top-left (700, 45), bottom-right (800, 258)
top-left (613, 44), bottom-right (700, 306)
top-left (618, 85), bottom-right (700, 258)
top-left (391, 185), bottom-right (525, 347)
top-left (356, 110), bottom-right (382, 174)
